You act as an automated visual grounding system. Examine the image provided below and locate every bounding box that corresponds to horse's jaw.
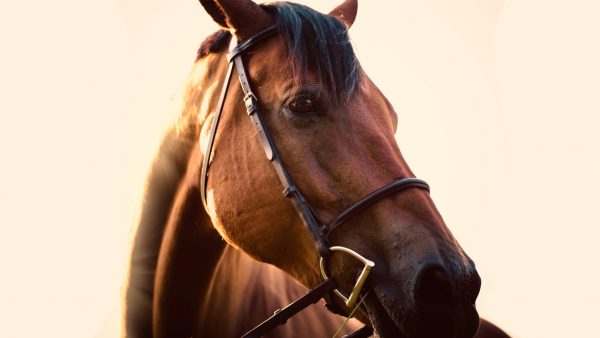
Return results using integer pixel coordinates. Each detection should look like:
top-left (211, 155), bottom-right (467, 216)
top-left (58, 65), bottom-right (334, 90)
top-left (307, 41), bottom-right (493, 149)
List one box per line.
top-left (359, 288), bottom-right (480, 338)
top-left (362, 292), bottom-right (407, 338)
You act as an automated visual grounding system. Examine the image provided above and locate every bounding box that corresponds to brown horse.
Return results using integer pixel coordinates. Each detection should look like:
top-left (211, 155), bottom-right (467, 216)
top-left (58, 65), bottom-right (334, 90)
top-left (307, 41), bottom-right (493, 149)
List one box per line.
top-left (123, 1), bottom-right (510, 337)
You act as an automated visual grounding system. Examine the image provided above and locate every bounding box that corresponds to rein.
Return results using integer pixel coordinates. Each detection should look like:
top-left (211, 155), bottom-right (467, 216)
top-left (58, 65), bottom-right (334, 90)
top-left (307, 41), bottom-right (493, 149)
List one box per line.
top-left (200, 25), bottom-right (430, 338)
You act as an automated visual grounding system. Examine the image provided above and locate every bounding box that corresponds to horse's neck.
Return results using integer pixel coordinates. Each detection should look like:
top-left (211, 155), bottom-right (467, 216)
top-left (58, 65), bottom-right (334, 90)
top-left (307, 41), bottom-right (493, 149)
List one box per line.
top-left (196, 246), bottom-right (360, 338)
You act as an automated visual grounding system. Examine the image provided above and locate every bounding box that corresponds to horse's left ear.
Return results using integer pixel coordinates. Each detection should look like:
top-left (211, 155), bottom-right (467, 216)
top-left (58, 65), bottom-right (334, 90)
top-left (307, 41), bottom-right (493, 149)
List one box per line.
top-left (199, 0), bottom-right (272, 40)
top-left (328, 0), bottom-right (358, 29)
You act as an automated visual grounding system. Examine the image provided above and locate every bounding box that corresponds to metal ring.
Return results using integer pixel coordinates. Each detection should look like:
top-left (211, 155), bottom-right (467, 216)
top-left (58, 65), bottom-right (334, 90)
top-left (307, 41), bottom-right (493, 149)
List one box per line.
top-left (319, 246), bottom-right (375, 308)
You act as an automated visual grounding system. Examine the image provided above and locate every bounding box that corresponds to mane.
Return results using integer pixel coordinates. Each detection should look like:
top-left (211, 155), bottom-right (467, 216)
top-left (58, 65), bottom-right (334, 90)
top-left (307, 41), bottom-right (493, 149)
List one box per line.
top-left (266, 2), bottom-right (360, 103)
top-left (196, 1), bottom-right (360, 103)
top-left (196, 29), bottom-right (230, 59)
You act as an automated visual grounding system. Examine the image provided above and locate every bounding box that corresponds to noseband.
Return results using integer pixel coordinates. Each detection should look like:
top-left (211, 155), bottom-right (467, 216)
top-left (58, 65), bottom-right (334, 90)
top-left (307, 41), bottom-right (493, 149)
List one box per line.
top-left (200, 25), bottom-right (430, 338)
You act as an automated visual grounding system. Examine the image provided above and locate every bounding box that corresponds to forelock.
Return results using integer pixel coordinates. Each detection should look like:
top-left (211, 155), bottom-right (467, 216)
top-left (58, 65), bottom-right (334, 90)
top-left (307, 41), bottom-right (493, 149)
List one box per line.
top-left (265, 2), bottom-right (360, 103)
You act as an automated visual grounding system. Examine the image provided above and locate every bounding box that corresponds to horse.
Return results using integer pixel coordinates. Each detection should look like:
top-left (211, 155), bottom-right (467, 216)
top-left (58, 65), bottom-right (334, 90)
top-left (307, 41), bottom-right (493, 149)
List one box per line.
top-left (122, 1), bottom-right (510, 337)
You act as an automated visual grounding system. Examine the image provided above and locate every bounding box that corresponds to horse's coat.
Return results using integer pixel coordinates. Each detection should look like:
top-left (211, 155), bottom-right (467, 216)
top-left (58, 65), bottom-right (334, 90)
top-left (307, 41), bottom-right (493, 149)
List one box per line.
top-left (123, 1), bottom-right (510, 337)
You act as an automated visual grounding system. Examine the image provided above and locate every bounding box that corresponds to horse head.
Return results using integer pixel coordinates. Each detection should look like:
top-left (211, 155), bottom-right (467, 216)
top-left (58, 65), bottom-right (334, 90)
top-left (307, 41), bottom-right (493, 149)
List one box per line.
top-left (195, 0), bottom-right (481, 337)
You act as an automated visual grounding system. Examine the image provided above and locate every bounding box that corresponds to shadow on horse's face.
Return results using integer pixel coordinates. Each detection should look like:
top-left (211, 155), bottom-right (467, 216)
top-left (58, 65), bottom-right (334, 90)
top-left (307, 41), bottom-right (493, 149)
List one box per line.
top-left (199, 1), bottom-right (481, 337)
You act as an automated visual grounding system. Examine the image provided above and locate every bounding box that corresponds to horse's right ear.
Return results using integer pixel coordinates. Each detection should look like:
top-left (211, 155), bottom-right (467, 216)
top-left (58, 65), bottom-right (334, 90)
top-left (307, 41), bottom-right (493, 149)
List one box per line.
top-left (328, 0), bottom-right (358, 29)
top-left (198, 0), bottom-right (272, 40)
top-left (199, 0), bottom-right (228, 28)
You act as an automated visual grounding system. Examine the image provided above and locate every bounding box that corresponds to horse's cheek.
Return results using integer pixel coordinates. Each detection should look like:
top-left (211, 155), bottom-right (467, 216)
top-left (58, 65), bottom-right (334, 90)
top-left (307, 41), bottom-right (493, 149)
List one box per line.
top-left (207, 187), bottom-right (263, 251)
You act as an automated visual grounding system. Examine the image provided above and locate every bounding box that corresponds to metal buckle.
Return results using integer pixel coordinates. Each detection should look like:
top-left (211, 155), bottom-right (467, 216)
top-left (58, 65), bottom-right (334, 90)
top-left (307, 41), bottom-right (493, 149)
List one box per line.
top-left (319, 246), bottom-right (375, 308)
top-left (243, 93), bottom-right (258, 115)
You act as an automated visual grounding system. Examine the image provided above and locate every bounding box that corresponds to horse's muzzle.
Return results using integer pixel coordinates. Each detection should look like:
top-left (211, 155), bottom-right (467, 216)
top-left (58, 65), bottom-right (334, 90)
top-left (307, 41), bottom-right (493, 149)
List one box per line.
top-left (365, 260), bottom-right (482, 338)
top-left (413, 262), bottom-right (481, 337)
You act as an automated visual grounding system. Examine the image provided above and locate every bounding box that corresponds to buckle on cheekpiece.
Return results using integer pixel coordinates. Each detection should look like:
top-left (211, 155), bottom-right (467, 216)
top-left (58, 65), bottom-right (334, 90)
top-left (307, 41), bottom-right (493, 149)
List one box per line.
top-left (243, 93), bottom-right (259, 115)
top-left (319, 246), bottom-right (375, 309)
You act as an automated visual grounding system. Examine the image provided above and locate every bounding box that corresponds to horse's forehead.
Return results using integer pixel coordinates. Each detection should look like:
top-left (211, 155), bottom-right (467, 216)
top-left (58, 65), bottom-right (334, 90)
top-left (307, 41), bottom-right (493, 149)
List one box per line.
top-left (243, 36), bottom-right (394, 128)
top-left (246, 36), bottom-right (294, 78)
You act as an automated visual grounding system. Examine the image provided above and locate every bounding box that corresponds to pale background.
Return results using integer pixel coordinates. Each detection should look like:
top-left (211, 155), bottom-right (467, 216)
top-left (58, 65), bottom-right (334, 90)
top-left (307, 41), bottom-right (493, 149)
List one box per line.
top-left (1, 0), bottom-right (598, 337)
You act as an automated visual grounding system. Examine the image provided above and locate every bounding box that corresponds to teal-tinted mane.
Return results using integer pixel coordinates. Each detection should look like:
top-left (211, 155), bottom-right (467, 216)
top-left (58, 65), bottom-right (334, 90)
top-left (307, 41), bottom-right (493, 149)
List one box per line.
top-left (197, 1), bottom-right (360, 103)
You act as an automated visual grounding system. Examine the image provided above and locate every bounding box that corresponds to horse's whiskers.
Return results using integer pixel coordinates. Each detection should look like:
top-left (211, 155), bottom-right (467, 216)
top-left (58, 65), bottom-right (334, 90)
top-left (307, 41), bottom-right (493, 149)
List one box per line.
top-left (331, 291), bottom-right (370, 338)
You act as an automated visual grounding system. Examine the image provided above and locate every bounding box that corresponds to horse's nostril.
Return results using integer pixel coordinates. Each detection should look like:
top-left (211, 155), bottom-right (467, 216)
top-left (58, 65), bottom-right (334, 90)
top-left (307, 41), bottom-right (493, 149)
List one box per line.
top-left (414, 263), bottom-right (455, 308)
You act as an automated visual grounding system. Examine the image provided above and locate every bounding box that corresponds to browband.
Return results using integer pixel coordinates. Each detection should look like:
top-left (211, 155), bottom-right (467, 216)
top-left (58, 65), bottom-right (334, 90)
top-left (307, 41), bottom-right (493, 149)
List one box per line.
top-left (228, 25), bottom-right (279, 61)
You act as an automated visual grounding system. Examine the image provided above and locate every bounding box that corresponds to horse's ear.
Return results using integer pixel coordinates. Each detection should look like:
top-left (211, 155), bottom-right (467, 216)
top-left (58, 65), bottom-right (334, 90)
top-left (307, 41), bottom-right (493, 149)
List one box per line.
top-left (199, 0), bottom-right (272, 40)
top-left (328, 0), bottom-right (358, 29)
top-left (199, 0), bottom-right (228, 28)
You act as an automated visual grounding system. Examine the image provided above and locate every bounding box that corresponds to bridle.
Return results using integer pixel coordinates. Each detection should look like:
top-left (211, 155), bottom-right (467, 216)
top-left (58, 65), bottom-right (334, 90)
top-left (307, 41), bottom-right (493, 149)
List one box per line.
top-left (200, 25), bottom-right (430, 338)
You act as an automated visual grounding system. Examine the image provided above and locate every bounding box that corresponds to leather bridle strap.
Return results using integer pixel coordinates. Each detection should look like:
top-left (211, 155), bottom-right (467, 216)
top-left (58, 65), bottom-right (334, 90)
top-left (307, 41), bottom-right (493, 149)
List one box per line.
top-left (325, 178), bottom-right (430, 236)
top-left (239, 281), bottom-right (372, 338)
top-left (201, 25), bottom-right (281, 210)
top-left (200, 61), bottom-right (234, 209)
top-left (229, 26), bottom-right (332, 258)
top-left (201, 27), bottom-right (330, 258)
top-left (240, 279), bottom-right (336, 338)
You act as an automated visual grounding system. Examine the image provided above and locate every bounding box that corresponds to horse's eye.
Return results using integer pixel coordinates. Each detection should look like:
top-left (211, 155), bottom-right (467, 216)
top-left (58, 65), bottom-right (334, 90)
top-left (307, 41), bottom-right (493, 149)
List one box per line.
top-left (288, 94), bottom-right (318, 115)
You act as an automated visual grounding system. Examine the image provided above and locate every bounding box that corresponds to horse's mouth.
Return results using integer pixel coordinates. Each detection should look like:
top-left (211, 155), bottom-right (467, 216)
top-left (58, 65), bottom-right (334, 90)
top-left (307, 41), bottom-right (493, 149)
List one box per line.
top-left (356, 287), bottom-right (480, 338)
top-left (359, 291), bottom-right (408, 338)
